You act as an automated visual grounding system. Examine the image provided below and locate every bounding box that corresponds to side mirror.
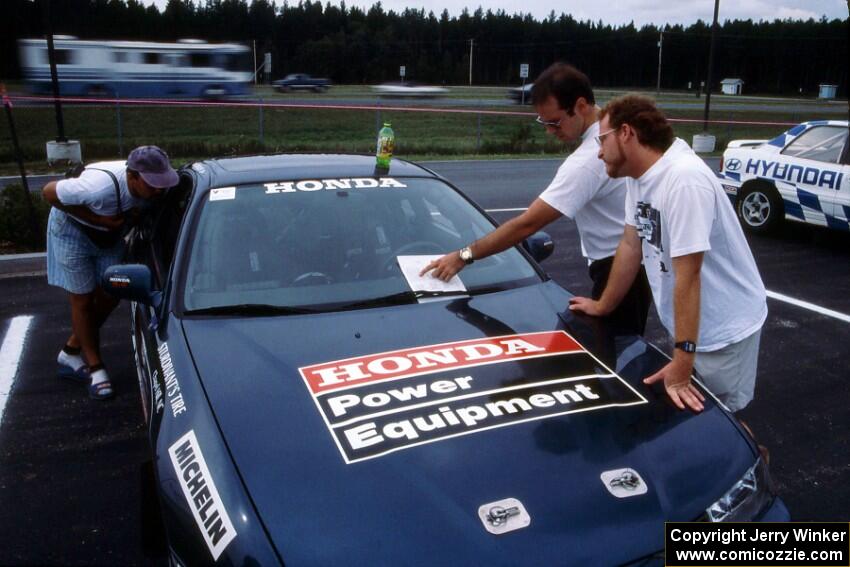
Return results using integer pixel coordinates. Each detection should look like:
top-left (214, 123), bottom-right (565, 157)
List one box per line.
top-left (523, 231), bottom-right (554, 263)
top-left (102, 264), bottom-right (161, 307)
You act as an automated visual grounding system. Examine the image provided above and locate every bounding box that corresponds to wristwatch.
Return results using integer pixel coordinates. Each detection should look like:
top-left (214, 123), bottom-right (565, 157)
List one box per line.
top-left (459, 246), bottom-right (474, 265)
top-left (674, 340), bottom-right (697, 353)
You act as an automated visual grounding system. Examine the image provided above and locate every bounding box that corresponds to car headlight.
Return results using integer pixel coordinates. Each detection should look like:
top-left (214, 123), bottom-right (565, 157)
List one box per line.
top-left (706, 457), bottom-right (773, 522)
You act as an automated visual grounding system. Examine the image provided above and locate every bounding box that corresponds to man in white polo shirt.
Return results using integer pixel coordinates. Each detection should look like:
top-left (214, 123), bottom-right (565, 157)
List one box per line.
top-left (422, 63), bottom-right (651, 336)
top-left (569, 95), bottom-right (767, 413)
top-left (42, 146), bottom-right (178, 400)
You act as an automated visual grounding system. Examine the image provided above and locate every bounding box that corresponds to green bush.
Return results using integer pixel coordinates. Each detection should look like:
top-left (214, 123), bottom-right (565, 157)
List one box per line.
top-left (0, 184), bottom-right (50, 251)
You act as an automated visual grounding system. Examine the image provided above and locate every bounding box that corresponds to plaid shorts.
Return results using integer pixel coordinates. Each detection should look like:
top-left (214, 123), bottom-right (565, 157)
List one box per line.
top-left (46, 208), bottom-right (125, 294)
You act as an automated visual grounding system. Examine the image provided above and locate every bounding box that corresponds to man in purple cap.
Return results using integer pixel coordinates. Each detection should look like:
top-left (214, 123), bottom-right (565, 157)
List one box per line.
top-left (42, 145), bottom-right (178, 400)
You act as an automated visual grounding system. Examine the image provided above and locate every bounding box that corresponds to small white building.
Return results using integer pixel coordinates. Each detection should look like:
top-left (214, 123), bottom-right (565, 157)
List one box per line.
top-left (818, 84), bottom-right (838, 99)
top-left (720, 78), bottom-right (744, 95)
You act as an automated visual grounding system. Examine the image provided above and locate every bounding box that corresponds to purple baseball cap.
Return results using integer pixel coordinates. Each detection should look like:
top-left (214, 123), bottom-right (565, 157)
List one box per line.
top-left (127, 145), bottom-right (179, 189)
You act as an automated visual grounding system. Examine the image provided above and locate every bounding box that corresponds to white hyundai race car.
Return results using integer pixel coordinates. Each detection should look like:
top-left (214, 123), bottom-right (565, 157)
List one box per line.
top-left (718, 120), bottom-right (849, 233)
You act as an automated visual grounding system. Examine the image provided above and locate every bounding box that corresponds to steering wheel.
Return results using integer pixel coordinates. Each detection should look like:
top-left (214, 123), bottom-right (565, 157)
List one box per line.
top-left (382, 241), bottom-right (445, 273)
top-left (291, 271), bottom-right (334, 286)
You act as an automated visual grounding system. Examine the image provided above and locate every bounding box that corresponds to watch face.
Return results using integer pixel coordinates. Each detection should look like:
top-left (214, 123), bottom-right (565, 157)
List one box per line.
top-left (460, 247), bottom-right (472, 262)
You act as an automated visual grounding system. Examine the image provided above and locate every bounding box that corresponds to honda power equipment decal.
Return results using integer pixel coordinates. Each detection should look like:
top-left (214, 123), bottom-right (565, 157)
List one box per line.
top-left (300, 331), bottom-right (647, 464)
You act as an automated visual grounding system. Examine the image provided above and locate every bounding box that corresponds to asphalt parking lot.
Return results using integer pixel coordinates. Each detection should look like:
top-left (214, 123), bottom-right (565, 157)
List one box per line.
top-left (0, 158), bottom-right (848, 565)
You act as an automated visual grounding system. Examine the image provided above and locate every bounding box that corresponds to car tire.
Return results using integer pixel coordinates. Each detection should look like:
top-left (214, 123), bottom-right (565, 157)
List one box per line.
top-left (736, 182), bottom-right (784, 234)
top-left (86, 85), bottom-right (110, 98)
top-left (201, 86), bottom-right (226, 99)
top-left (131, 308), bottom-right (152, 423)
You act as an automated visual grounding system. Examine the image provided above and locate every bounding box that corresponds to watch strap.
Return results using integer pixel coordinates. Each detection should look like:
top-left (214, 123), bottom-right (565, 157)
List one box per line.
top-left (674, 340), bottom-right (697, 353)
top-left (459, 246), bottom-right (474, 265)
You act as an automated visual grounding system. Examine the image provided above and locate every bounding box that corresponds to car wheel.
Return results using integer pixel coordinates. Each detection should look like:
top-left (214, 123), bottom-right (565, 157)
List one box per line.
top-left (737, 182), bottom-right (783, 233)
top-left (131, 309), bottom-right (152, 422)
top-left (202, 86), bottom-right (226, 99)
top-left (86, 85), bottom-right (110, 98)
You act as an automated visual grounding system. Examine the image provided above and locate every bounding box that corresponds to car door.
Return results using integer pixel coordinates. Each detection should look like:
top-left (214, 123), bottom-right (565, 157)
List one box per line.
top-left (127, 180), bottom-right (192, 429)
top-left (834, 130), bottom-right (850, 226)
top-left (780, 124), bottom-right (849, 228)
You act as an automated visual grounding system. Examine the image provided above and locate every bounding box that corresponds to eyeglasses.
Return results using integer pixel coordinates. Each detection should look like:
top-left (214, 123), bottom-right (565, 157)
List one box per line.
top-left (535, 116), bottom-right (563, 128)
top-left (595, 126), bottom-right (619, 145)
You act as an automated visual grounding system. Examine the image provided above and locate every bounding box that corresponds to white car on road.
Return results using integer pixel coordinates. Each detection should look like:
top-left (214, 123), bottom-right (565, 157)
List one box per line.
top-left (718, 120), bottom-right (849, 233)
top-left (372, 82), bottom-right (448, 98)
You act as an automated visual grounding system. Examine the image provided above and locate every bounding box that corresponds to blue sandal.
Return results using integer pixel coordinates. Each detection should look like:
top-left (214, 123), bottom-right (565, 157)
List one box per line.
top-left (58, 363), bottom-right (90, 383)
top-left (88, 381), bottom-right (114, 400)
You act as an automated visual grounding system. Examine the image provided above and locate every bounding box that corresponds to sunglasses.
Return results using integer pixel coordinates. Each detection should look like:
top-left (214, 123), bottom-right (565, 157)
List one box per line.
top-left (535, 116), bottom-right (563, 128)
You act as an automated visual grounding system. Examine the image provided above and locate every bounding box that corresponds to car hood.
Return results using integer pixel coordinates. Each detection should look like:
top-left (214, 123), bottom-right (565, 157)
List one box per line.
top-left (182, 282), bottom-right (755, 565)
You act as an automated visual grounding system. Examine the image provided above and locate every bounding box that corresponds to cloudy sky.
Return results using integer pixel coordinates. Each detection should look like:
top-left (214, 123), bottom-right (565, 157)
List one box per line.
top-left (146, 0), bottom-right (847, 26)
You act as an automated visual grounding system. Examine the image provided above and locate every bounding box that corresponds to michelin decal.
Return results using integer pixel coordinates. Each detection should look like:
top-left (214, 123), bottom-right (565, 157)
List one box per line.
top-left (169, 430), bottom-right (237, 560)
top-left (300, 331), bottom-right (648, 464)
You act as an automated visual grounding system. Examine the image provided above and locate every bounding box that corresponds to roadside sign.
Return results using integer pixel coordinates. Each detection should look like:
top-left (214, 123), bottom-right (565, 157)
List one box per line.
top-left (520, 64), bottom-right (529, 79)
top-left (400, 66), bottom-right (406, 78)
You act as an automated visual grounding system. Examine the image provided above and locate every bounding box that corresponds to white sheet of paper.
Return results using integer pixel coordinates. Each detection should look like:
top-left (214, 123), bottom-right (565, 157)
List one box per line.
top-left (397, 255), bottom-right (467, 294)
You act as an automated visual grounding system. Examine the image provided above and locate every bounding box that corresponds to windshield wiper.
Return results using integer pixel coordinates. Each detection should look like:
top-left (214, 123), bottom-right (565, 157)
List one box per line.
top-left (187, 287), bottom-right (511, 317)
top-left (465, 285), bottom-right (507, 296)
top-left (336, 289), bottom-right (474, 311)
top-left (184, 303), bottom-right (319, 317)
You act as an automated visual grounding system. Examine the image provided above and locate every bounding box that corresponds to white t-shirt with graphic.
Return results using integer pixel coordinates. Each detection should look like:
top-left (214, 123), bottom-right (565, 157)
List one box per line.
top-left (540, 121), bottom-right (627, 262)
top-left (625, 138), bottom-right (767, 351)
top-left (56, 161), bottom-right (144, 229)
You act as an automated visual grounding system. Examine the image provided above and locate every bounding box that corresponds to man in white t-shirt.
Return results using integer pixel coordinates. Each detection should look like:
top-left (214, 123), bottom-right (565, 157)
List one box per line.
top-left (42, 146), bottom-right (178, 400)
top-left (422, 63), bottom-right (651, 335)
top-left (569, 95), bottom-right (767, 413)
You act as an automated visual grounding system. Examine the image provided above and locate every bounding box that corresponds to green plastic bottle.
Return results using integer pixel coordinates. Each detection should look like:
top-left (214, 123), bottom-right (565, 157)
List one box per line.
top-left (376, 122), bottom-right (394, 168)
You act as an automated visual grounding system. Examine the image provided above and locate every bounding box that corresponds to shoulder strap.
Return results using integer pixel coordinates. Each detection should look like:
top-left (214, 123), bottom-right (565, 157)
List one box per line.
top-left (86, 167), bottom-right (123, 214)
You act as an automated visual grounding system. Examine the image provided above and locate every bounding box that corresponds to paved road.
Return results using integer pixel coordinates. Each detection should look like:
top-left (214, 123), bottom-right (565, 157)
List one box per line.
top-left (7, 88), bottom-right (846, 114)
top-left (0, 158), bottom-right (848, 565)
top-left (0, 174), bottom-right (59, 192)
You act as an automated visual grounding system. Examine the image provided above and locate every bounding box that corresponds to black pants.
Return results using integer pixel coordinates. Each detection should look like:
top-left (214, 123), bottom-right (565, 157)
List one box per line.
top-left (588, 256), bottom-right (652, 336)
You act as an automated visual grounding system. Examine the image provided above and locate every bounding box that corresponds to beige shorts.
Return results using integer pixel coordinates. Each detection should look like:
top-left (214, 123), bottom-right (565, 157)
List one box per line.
top-left (694, 329), bottom-right (762, 413)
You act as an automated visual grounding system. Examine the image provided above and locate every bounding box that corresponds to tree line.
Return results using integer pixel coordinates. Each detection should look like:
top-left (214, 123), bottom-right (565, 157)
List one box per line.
top-left (3, 0), bottom-right (847, 95)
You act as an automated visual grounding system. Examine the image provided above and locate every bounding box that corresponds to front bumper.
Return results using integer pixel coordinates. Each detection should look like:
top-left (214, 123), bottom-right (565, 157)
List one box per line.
top-left (757, 496), bottom-right (791, 521)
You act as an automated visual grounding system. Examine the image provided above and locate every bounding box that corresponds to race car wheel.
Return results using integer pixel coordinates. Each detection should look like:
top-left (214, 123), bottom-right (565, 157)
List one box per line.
top-left (86, 85), bottom-right (110, 98)
top-left (737, 182), bottom-right (783, 234)
top-left (131, 308), bottom-right (152, 424)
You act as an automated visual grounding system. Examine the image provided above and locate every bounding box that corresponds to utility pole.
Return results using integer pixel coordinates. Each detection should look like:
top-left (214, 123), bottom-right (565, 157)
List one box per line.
top-left (41, 0), bottom-right (81, 164)
top-left (468, 39), bottom-right (473, 86)
top-left (703, 0), bottom-right (720, 131)
top-left (42, 0), bottom-right (65, 142)
top-left (656, 31), bottom-right (663, 95)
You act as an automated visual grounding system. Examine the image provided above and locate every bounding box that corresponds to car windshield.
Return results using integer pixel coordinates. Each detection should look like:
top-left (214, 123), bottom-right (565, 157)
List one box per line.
top-left (182, 177), bottom-right (540, 313)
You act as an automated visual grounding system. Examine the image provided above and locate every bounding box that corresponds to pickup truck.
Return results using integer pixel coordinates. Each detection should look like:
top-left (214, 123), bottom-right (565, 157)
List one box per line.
top-left (273, 74), bottom-right (332, 92)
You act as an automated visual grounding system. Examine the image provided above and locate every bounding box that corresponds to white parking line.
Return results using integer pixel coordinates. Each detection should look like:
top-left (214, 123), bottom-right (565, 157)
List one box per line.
top-left (487, 205), bottom-right (850, 325)
top-left (0, 316), bottom-right (34, 424)
top-left (766, 291), bottom-right (850, 324)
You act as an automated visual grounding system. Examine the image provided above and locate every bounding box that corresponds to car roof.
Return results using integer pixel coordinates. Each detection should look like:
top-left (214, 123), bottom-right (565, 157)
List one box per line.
top-left (185, 153), bottom-right (439, 193)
